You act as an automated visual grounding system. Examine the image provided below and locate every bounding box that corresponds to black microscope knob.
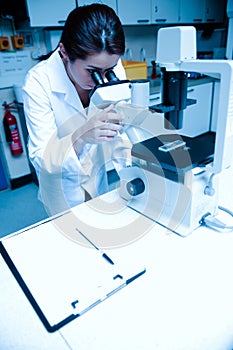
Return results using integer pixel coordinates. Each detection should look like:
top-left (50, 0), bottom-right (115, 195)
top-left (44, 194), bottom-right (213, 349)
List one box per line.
top-left (126, 178), bottom-right (145, 196)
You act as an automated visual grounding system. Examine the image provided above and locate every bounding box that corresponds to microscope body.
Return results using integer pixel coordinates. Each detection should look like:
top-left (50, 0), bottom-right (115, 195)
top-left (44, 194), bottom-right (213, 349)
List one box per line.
top-left (89, 77), bottom-right (131, 106)
top-left (154, 26), bottom-right (233, 175)
top-left (89, 69), bottom-right (151, 143)
top-left (119, 26), bottom-right (233, 236)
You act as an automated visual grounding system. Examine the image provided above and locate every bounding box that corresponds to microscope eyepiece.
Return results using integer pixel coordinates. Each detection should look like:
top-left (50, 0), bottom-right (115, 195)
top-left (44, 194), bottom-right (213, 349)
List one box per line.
top-left (90, 69), bottom-right (120, 87)
top-left (105, 70), bottom-right (119, 82)
top-left (90, 70), bottom-right (104, 86)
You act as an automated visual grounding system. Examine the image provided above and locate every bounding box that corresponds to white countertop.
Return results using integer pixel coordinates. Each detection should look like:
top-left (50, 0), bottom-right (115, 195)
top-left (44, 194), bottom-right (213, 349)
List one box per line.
top-left (1, 167), bottom-right (233, 350)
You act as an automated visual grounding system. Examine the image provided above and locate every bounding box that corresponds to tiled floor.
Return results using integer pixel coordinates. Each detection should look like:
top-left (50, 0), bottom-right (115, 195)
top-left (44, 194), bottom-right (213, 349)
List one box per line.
top-left (0, 182), bottom-right (48, 238)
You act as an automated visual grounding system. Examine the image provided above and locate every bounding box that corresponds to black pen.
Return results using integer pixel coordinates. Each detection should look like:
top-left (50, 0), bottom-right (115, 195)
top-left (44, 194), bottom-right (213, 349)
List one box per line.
top-left (75, 228), bottom-right (114, 265)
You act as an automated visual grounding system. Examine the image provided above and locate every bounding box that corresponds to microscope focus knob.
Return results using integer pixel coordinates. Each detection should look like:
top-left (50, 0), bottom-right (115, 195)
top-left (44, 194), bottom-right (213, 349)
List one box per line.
top-left (126, 178), bottom-right (145, 196)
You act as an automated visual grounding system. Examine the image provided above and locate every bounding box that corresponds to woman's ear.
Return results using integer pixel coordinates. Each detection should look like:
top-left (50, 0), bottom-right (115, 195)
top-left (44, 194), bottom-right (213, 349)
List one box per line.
top-left (59, 43), bottom-right (69, 61)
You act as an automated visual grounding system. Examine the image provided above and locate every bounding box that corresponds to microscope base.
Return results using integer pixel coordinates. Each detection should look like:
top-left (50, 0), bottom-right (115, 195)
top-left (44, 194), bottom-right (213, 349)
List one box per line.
top-left (119, 166), bottom-right (219, 237)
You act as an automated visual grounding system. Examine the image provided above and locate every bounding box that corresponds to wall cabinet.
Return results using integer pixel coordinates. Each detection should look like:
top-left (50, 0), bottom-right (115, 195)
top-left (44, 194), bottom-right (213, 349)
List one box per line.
top-left (179, 0), bottom-right (204, 23)
top-left (77, 0), bottom-right (117, 12)
top-left (204, 0), bottom-right (226, 23)
top-left (117, 0), bottom-right (151, 25)
top-left (26, 0), bottom-right (77, 27)
top-left (180, 0), bottom-right (227, 24)
top-left (26, 0), bottom-right (226, 27)
top-left (26, 0), bottom-right (117, 27)
top-left (121, 0), bottom-right (226, 26)
top-left (151, 0), bottom-right (179, 24)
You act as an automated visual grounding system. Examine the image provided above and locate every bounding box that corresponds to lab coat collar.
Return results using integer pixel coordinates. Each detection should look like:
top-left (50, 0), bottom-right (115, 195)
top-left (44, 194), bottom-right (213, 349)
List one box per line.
top-left (47, 49), bottom-right (84, 111)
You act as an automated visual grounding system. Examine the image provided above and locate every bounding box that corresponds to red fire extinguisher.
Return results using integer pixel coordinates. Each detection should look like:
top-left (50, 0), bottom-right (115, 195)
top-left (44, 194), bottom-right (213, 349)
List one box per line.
top-left (3, 102), bottom-right (23, 156)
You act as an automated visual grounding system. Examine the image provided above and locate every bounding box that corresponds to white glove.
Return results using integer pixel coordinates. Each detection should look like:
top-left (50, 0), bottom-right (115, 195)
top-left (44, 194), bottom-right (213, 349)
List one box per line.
top-left (72, 104), bottom-right (124, 155)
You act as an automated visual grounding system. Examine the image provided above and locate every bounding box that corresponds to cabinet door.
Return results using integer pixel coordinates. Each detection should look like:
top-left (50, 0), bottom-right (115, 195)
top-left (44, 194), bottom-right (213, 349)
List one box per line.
top-left (179, 0), bottom-right (205, 23)
top-left (140, 92), bottom-right (164, 136)
top-left (179, 83), bottom-right (213, 137)
top-left (151, 0), bottom-right (179, 24)
top-left (117, 0), bottom-right (151, 25)
top-left (144, 83), bottom-right (213, 137)
top-left (204, 0), bottom-right (226, 23)
top-left (77, 0), bottom-right (117, 12)
top-left (26, 0), bottom-right (76, 27)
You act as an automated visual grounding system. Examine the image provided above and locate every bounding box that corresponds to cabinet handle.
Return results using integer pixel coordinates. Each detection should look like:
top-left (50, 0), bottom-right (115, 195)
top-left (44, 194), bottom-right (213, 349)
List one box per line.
top-left (155, 19), bottom-right (167, 22)
top-left (206, 19), bottom-right (215, 22)
top-left (58, 20), bottom-right (66, 24)
top-left (150, 96), bottom-right (160, 101)
top-left (193, 19), bottom-right (202, 22)
top-left (137, 19), bottom-right (149, 23)
top-left (187, 88), bottom-right (194, 93)
top-left (155, 6), bottom-right (158, 13)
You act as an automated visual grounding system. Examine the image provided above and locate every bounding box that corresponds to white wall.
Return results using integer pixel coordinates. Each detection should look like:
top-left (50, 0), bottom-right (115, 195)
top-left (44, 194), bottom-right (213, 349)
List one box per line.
top-left (0, 21), bottom-right (47, 88)
top-left (123, 26), bottom-right (158, 61)
top-left (0, 88), bottom-right (31, 180)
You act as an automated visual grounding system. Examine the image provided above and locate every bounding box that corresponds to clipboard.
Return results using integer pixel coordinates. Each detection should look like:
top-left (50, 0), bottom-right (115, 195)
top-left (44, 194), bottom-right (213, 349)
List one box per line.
top-left (0, 215), bottom-right (146, 333)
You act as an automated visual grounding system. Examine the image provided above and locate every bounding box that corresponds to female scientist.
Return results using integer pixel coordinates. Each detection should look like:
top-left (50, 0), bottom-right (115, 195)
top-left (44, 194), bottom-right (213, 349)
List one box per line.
top-left (22, 4), bottom-right (131, 215)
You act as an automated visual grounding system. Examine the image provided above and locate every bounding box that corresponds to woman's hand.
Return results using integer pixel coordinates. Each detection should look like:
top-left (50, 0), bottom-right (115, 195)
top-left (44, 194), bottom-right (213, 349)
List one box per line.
top-left (83, 104), bottom-right (124, 143)
top-left (72, 104), bottom-right (124, 155)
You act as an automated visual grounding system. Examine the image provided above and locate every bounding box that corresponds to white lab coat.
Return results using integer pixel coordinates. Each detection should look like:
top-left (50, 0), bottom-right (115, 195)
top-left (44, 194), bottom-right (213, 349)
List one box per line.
top-left (22, 49), bottom-right (131, 215)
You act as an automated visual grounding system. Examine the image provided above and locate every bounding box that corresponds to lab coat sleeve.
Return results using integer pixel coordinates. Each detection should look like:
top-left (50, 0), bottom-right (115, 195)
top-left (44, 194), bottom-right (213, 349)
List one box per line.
top-left (22, 68), bottom-right (94, 182)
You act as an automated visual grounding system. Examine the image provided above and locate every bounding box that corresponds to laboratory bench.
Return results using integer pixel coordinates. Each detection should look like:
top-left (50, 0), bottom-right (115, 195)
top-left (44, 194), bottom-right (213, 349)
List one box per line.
top-left (1, 165), bottom-right (233, 350)
top-left (0, 72), bottom-right (230, 349)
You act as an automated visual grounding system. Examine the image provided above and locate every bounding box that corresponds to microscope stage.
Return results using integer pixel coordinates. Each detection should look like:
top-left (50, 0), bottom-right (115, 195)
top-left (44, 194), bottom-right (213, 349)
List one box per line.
top-left (131, 132), bottom-right (215, 181)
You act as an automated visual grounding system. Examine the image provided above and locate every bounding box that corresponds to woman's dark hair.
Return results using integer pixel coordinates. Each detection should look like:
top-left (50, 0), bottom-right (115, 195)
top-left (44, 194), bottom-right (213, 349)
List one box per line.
top-left (39, 3), bottom-right (125, 61)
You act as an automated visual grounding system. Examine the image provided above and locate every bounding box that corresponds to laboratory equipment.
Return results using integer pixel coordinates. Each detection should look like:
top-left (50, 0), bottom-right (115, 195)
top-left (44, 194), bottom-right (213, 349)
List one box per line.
top-left (89, 69), bottom-right (131, 106)
top-left (119, 26), bottom-right (233, 236)
top-left (89, 69), bottom-right (151, 143)
top-left (89, 69), bottom-right (149, 108)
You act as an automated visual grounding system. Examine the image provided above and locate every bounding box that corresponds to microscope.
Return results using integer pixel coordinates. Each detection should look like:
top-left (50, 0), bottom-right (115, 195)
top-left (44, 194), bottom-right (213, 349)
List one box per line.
top-left (88, 68), bottom-right (151, 142)
top-left (89, 69), bottom-right (131, 106)
top-left (119, 26), bottom-right (233, 236)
